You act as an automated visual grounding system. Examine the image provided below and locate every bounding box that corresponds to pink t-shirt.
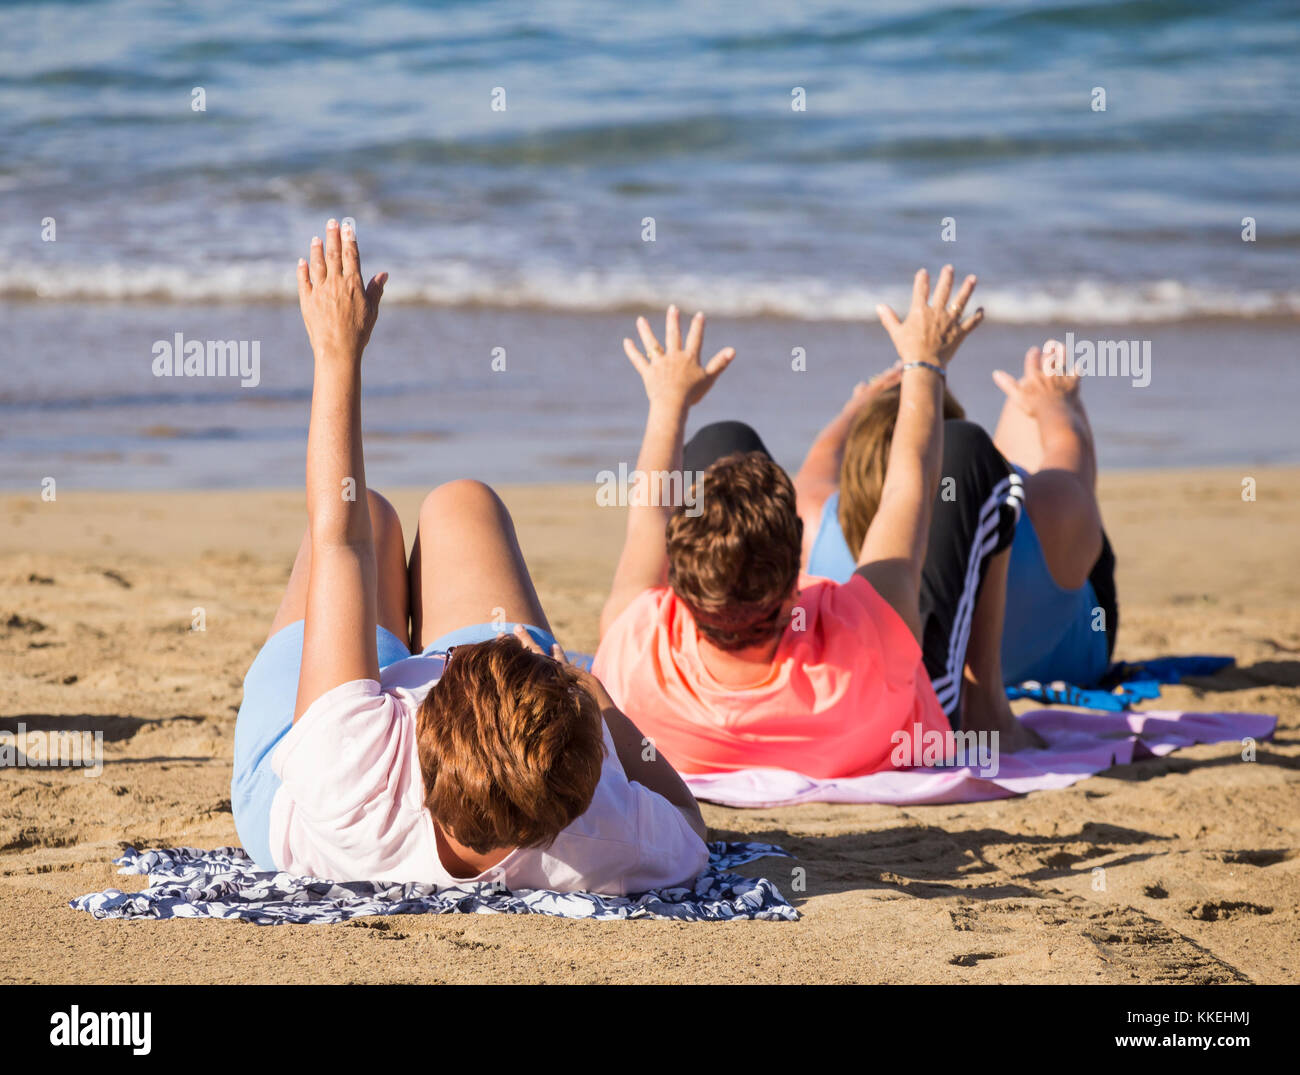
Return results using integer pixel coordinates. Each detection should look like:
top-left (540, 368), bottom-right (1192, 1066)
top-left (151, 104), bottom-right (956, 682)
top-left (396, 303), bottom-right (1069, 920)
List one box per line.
top-left (592, 574), bottom-right (950, 778)
top-left (267, 654), bottom-right (708, 895)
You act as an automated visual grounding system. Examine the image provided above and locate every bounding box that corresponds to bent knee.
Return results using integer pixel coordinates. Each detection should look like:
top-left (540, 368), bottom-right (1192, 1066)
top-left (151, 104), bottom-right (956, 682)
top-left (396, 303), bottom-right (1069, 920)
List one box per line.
top-left (1024, 473), bottom-right (1103, 588)
top-left (365, 489), bottom-right (404, 542)
top-left (419, 479), bottom-right (506, 522)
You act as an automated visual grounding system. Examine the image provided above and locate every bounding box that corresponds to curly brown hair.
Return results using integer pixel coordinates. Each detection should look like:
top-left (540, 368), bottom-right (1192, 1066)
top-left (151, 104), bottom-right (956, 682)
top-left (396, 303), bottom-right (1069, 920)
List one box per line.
top-left (838, 384), bottom-right (967, 559)
top-left (667, 451), bottom-right (802, 651)
top-left (416, 635), bottom-right (605, 855)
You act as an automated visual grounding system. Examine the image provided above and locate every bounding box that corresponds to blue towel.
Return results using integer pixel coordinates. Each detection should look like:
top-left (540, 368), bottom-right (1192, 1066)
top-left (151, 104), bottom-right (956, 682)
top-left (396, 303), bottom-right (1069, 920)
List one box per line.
top-left (70, 842), bottom-right (799, 924)
top-left (1006, 655), bottom-right (1235, 711)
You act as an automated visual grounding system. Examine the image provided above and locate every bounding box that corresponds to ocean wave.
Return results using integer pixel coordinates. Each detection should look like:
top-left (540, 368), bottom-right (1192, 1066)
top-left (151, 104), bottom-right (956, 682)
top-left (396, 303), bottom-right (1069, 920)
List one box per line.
top-left (2, 261), bottom-right (1297, 324)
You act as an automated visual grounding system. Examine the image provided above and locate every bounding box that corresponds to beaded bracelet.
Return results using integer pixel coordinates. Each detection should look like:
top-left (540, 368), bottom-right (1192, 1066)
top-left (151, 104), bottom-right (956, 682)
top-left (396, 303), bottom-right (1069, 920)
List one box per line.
top-left (902, 359), bottom-right (946, 378)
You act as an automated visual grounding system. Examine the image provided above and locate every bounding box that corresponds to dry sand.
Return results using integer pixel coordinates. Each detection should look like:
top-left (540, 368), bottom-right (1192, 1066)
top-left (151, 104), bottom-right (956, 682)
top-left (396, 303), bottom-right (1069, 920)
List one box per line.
top-left (2, 469), bottom-right (1297, 984)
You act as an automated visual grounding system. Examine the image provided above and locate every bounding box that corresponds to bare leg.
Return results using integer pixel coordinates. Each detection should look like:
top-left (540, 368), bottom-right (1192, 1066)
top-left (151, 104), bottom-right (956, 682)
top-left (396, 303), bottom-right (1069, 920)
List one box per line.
top-left (992, 343), bottom-right (1104, 591)
top-left (959, 549), bottom-right (1044, 751)
top-left (794, 371), bottom-right (903, 569)
top-left (408, 479), bottom-right (551, 651)
top-left (992, 394), bottom-right (1045, 473)
top-left (267, 489), bottom-right (411, 646)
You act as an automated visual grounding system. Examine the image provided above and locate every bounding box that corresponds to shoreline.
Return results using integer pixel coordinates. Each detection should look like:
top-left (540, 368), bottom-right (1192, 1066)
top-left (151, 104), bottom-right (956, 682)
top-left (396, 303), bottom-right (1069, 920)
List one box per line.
top-left (5, 459), bottom-right (1299, 497)
top-left (5, 306), bottom-right (1300, 492)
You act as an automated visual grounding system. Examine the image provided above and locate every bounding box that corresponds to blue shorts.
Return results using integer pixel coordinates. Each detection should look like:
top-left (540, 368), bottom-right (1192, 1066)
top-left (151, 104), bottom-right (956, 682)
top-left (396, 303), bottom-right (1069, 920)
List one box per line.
top-left (231, 619), bottom-right (558, 870)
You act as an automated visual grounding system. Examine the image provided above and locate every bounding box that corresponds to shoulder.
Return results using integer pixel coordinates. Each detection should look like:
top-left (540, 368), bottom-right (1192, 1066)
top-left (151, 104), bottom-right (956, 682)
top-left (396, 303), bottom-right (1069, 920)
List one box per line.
top-left (594, 587), bottom-right (677, 666)
top-left (271, 679), bottom-right (417, 788)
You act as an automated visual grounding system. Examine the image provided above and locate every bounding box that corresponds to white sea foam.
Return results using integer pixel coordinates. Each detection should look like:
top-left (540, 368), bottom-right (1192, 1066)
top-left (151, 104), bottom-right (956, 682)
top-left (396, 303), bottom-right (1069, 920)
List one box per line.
top-left (2, 261), bottom-right (1298, 324)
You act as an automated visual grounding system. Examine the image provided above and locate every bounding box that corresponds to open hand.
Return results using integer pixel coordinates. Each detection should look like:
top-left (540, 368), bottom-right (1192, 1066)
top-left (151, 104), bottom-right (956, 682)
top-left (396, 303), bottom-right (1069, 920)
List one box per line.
top-left (992, 340), bottom-right (1081, 420)
top-left (876, 266), bottom-right (983, 369)
top-left (297, 219), bottom-right (387, 369)
top-left (841, 363), bottom-right (903, 418)
top-left (622, 305), bottom-right (736, 409)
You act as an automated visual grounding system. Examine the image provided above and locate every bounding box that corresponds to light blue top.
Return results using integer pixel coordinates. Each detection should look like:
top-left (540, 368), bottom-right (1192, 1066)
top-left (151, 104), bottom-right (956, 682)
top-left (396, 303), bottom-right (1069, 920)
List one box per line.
top-left (807, 478), bottom-right (1109, 687)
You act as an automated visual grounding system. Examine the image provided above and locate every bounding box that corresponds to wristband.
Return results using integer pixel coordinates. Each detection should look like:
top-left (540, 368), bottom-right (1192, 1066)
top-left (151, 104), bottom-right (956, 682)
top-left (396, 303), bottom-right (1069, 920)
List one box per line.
top-left (902, 360), bottom-right (945, 378)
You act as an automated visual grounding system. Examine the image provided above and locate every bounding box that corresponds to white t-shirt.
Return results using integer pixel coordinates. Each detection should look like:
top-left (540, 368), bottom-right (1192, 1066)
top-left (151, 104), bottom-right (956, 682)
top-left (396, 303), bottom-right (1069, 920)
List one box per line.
top-left (267, 653), bottom-right (708, 895)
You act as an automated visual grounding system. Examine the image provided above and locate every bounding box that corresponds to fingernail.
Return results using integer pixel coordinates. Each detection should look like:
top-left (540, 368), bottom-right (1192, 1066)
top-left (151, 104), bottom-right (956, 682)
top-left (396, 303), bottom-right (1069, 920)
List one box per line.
top-left (312, 236), bottom-right (321, 246)
top-left (327, 218), bottom-right (338, 228)
top-left (298, 257), bottom-right (306, 266)
top-left (342, 224), bottom-right (354, 239)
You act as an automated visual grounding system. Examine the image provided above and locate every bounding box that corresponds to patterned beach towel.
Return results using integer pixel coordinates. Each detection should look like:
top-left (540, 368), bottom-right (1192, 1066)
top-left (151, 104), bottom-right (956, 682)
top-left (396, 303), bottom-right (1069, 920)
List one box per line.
top-left (71, 841), bottom-right (799, 925)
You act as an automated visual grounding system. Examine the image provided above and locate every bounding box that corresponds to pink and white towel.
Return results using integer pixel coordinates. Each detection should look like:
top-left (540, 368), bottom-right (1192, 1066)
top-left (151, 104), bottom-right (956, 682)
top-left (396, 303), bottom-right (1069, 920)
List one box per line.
top-left (682, 709), bottom-right (1276, 808)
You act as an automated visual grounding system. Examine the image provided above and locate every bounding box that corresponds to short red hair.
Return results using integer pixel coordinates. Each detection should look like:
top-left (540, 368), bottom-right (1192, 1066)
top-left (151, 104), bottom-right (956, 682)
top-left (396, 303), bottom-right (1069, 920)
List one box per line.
top-left (416, 635), bottom-right (605, 854)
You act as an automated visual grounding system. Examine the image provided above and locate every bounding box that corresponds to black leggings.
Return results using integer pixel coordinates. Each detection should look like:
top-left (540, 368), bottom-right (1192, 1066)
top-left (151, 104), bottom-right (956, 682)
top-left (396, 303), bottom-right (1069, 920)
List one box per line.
top-left (683, 419), bottom-right (1019, 722)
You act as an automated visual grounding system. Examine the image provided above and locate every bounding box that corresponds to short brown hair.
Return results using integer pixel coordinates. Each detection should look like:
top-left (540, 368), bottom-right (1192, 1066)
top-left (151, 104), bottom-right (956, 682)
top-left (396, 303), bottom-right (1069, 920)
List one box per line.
top-left (416, 635), bottom-right (605, 855)
top-left (839, 385), bottom-right (966, 558)
top-left (667, 451), bottom-right (802, 651)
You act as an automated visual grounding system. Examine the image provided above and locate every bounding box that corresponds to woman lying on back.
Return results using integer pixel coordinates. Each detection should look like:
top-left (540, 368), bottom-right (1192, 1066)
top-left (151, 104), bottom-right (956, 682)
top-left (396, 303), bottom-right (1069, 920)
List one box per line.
top-left (230, 220), bottom-right (707, 893)
top-left (593, 268), bottom-right (1041, 778)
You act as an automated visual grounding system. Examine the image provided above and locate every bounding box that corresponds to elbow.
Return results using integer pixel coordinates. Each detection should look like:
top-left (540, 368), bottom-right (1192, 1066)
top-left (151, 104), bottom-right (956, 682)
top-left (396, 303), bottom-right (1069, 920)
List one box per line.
top-left (682, 804), bottom-right (708, 844)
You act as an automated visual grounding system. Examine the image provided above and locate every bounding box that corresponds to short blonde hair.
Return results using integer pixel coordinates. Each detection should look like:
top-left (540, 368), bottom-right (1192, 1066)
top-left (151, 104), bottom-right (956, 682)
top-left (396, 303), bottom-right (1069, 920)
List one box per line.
top-left (838, 385), bottom-right (967, 559)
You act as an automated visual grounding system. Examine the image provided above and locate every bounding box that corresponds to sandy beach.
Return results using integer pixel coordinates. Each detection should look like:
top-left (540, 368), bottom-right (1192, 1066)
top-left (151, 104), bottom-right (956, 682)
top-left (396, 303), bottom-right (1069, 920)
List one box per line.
top-left (2, 468), bottom-right (1297, 985)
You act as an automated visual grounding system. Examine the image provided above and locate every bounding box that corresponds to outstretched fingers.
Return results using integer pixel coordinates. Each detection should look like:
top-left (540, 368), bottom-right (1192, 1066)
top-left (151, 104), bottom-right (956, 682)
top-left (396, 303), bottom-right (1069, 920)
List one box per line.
top-left (1024, 345), bottom-right (1044, 379)
top-left (309, 234), bottom-right (326, 286)
top-left (959, 307), bottom-right (985, 335)
top-left (623, 336), bottom-right (651, 375)
top-left (341, 221), bottom-right (361, 278)
top-left (992, 367), bottom-right (1022, 401)
top-left (931, 264), bottom-right (955, 311)
top-left (635, 316), bottom-right (664, 357)
top-left (876, 302), bottom-right (903, 345)
top-left (684, 311), bottom-right (705, 357)
top-left (948, 274), bottom-right (978, 318)
top-left (324, 218), bottom-right (343, 277)
top-left (664, 304), bottom-right (682, 352)
top-left (910, 267), bottom-right (930, 312)
top-left (703, 345), bottom-right (736, 378)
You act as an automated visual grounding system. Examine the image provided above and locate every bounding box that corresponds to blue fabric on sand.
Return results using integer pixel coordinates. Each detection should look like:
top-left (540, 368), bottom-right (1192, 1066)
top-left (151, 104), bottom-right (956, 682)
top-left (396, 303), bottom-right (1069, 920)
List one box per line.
top-left (1006, 655), bottom-right (1235, 711)
top-left (806, 487), bottom-right (1108, 689)
top-left (231, 618), bottom-right (557, 870)
top-left (70, 842), bottom-right (800, 923)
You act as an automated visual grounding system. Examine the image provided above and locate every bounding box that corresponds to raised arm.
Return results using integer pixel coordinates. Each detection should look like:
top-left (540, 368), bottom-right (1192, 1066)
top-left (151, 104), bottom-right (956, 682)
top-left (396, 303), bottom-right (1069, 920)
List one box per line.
top-left (792, 365), bottom-right (902, 565)
top-left (293, 219), bottom-right (388, 721)
top-left (598, 306), bottom-right (735, 637)
top-left (855, 266), bottom-right (983, 640)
